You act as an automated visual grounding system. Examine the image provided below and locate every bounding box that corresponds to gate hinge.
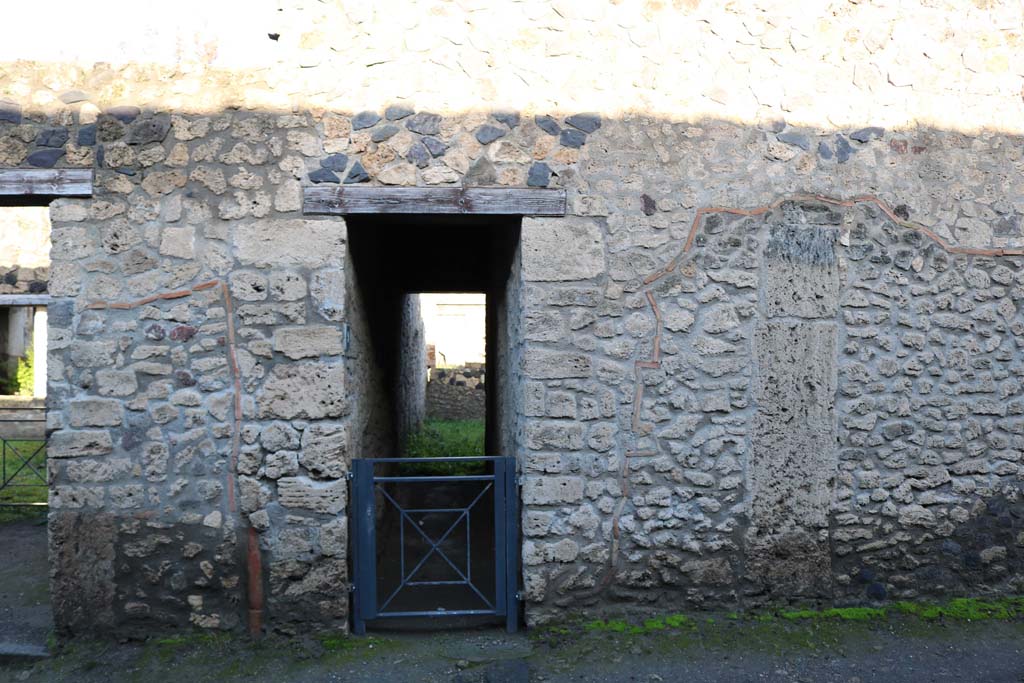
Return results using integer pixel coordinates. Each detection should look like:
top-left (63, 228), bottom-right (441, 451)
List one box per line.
top-left (348, 583), bottom-right (356, 593)
top-left (346, 471), bottom-right (354, 481)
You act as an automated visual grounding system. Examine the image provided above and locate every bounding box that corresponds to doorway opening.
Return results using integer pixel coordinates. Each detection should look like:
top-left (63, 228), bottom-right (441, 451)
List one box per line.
top-left (344, 215), bottom-right (522, 632)
top-left (0, 203), bottom-right (51, 657)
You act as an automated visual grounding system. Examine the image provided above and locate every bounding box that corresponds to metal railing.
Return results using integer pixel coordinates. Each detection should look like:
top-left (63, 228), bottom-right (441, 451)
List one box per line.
top-left (0, 438), bottom-right (47, 507)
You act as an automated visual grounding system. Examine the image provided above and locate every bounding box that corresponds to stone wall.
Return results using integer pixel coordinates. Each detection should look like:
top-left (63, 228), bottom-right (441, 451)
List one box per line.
top-left (426, 366), bottom-right (486, 422)
top-left (1, 0), bottom-right (1023, 639)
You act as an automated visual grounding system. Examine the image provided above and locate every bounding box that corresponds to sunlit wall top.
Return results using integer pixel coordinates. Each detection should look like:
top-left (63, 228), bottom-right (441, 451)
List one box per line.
top-left (0, 0), bottom-right (1022, 132)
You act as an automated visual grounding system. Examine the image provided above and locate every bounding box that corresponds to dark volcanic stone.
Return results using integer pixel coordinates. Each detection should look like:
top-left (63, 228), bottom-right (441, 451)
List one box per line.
top-left (344, 162), bottom-right (369, 183)
top-left (534, 114), bottom-right (560, 136)
top-left (776, 131), bottom-right (810, 151)
top-left (371, 124), bottom-right (399, 143)
top-left (493, 111), bottom-right (520, 128)
top-left (641, 194), bottom-right (657, 216)
top-left (817, 141), bottom-right (833, 160)
top-left (169, 325), bottom-right (198, 342)
top-left (174, 370), bottom-right (197, 388)
top-left (309, 168), bottom-right (340, 184)
top-left (0, 102), bottom-right (22, 124)
top-left (526, 162), bottom-right (552, 188)
top-left (865, 582), bottom-right (887, 600)
top-left (2, 272), bottom-right (16, 285)
top-left (835, 135), bottom-right (854, 163)
top-left (385, 104), bottom-right (414, 121)
top-left (406, 142), bottom-right (430, 168)
top-left (850, 126), bottom-right (885, 143)
top-left (28, 281), bottom-right (47, 294)
top-left (26, 149), bottom-right (64, 168)
top-left (320, 153), bottom-right (349, 171)
top-left (422, 137), bottom-right (447, 157)
top-left (105, 105), bottom-right (141, 123)
top-left (127, 115), bottom-right (171, 145)
top-left (145, 324), bottom-right (166, 341)
top-left (475, 124), bottom-right (506, 145)
top-left (405, 112), bottom-right (442, 135)
top-left (559, 129), bottom-right (586, 148)
top-left (565, 112), bottom-right (601, 133)
top-left (77, 124), bottom-right (97, 147)
top-left (37, 128), bottom-right (69, 148)
top-left (351, 111), bottom-right (381, 130)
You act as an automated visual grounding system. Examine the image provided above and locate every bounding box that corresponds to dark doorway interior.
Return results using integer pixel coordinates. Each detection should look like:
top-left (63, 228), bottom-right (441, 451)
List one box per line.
top-left (344, 215), bottom-right (522, 631)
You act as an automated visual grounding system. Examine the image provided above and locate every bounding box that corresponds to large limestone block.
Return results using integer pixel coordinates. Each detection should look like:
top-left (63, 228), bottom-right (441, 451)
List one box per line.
top-left (521, 476), bottom-right (584, 505)
top-left (750, 319), bottom-right (837, 530)
top-left (69, 399), bottom-right (124, 427)
top-left (522, 217), bottom-right (605, 281)
top-left (273, 325), bottom-right (344, 359)
top-left (277, 476), bottom-right (346, 514)
top-left (763, 223), bottom-right (839, 319)
top-left (235, 219), bottom-right (346, 268)
top-left (300, 423), bottom-right (348, 479)
top-left (50, 511), bottom-right (116, 635)
top-left (50, 430), bottom-right (114, 458)
top-left (258, 361), bottom-right (346, 420)
top-left (522, 348), bottom-right (591, 379)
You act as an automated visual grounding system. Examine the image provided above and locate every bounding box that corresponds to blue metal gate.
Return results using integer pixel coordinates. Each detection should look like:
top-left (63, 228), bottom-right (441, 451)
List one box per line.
top-left (350, 456), bottom-right (519, 634)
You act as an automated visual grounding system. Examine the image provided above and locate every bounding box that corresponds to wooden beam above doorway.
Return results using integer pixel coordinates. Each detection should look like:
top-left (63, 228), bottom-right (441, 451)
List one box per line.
top-left (303, 186), bottom-right (566, 216)
top-left (0, 169), bottom-right (93, 196)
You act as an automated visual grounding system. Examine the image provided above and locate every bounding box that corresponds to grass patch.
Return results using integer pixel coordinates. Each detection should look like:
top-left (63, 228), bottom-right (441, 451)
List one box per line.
top-left (400, 419), bottom-right (486, 475)
top-left (536, 595), bottom-right (1024, 654)
top-left (780, 607), bottom-right (888, 622)
top-left (0, 438), bottom-right (48, 523)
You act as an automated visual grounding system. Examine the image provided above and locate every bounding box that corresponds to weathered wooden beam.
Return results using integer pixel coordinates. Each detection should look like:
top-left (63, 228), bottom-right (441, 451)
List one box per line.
top-left (0, 169), bottom-right (93, 196)
top-left (0, 295), bottom-right (51, 306)
top-left (304, 186), bottom-right (566, 216)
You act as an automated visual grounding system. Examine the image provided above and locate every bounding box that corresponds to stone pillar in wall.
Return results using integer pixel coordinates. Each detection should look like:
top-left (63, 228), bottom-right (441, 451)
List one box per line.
top-left (746, 214), bottom-right (841, 599)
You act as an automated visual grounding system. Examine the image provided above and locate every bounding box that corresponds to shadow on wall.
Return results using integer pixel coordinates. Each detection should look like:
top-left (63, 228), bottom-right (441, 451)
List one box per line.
top-left (4, 101), bottom-right (1024, 636)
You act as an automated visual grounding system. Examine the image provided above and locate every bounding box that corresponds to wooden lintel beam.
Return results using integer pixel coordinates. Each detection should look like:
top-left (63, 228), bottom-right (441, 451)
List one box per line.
top-left (0, 295), bottom-right (51, 306)
top-left (0, 169), bottom-right (93, 197)
top-left (304, 186), bottom-right (566, 216)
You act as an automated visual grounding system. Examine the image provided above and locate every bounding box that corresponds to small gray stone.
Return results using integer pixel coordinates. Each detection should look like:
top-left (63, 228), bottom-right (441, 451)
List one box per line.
top-left (818, 141), bottom-right (833, 160)
top-left (38, 128), bottom-right (69, 148)
top-left (27, 149), bottom-right (64, 168)
top-left (475, 124), bottom-right (506, 145)
top-left (309, 168), bottom-right (340, 184)
top-left (850, 126), bottom-right (885, 143)
top-left (776, 131), bottom-right (811, 151)
top-left (422, 137), bottom-right (447, 157)
top-left (385, 104), bottom-right (414, 120)
top-left (527, 162), bottom-right (551, 188)
top-left (405, 112), bottom-right (441, 135)
top-left (344, 162), bottom-right (369, 183)
top-left (464, 157), bottom-right (496, 185)
top-left (406, 142), bottom-right (430, 168)
top-left (352, 111), bottom-right (381, 130)
top-left (565, 113), bottom-right (601, 133)
top-left (493, 111), bottom-right (520, 128)
top-left (559, 129), bottom-right (586, 148)
top-left (60, 90), bottom-right (89, 104)
top-left (371, 124), bottom-right (400, 143)
top-left (766, 119), bottom-right (786, 133)
top-left (534, 115), bottom-right (560, 136)
top-left (320, 153), bottom-right (349, 171)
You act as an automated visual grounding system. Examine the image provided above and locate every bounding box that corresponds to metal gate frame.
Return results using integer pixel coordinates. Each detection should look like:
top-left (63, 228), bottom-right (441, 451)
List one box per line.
top-left (350, 456), bottom-right (519, 634)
